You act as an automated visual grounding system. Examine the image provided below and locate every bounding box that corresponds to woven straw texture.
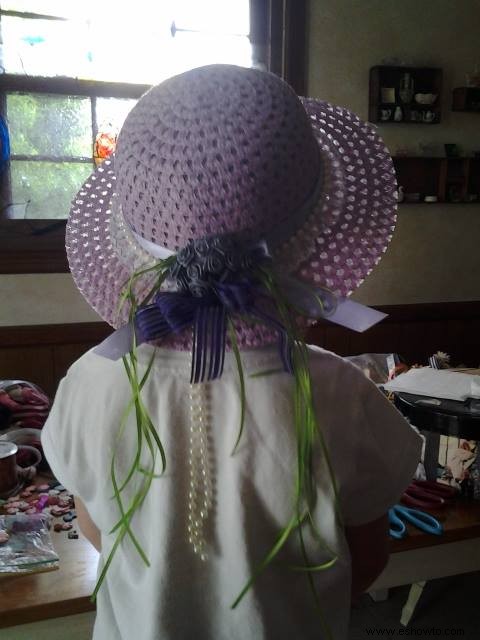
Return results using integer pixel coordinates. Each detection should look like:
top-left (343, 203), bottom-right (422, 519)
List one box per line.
top-left (66, 65), bottom-right (397, 348)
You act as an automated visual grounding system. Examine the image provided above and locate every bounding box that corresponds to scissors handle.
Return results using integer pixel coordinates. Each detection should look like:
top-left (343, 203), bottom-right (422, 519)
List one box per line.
top-left (394, 505), bottom-right (443, 536)
top-left (388, 507), bottom-right (406, 539)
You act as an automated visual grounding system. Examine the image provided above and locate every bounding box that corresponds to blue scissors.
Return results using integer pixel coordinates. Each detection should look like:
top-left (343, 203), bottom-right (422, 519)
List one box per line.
top-left (388, 505), bottom-right (443, 539)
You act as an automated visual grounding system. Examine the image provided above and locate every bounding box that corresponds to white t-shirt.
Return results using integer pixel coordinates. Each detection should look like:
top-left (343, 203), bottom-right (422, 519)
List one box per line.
top-left (42, 344), bottom-right (421, 640)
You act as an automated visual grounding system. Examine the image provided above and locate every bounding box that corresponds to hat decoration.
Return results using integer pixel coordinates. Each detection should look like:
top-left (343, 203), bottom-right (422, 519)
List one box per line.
top-left (66, 65), bottom-right (398, 614)
top-left (104, 233), bottom-right (345, 381)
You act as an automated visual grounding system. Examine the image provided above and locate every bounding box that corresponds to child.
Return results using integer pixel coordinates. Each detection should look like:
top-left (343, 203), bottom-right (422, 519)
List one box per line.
top-left (42, 65), bottom-right (421, 640)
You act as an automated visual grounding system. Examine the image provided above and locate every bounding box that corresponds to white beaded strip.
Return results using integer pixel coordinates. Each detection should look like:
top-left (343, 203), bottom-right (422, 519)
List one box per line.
top-left (187, 383), bottom-right (212, 560)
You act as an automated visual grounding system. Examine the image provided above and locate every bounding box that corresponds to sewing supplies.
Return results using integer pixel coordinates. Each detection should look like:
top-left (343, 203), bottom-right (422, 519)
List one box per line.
top-left (388, 505), bottom-right (443, 540)
top-left (401, 479), bottom-right (457, 510)
top-left (1, 481), bottom-right (76, 547)
top-left (0, 513), bottom-right (59, 574)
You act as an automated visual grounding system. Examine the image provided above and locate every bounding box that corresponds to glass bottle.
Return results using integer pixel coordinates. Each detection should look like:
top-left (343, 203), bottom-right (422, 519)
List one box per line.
top-left (399, 72), bottom-right (414, 104)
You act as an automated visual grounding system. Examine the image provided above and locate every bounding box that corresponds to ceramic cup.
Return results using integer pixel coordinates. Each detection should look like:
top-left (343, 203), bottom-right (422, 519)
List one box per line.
top-left (0, 428), bottom-right (48, 473)
top-left (423, 110), bottom-right (435, 123)
top-left (0, 441), bottom-right (42, 497)
top-left (380, 108), bottom-right (392, 121)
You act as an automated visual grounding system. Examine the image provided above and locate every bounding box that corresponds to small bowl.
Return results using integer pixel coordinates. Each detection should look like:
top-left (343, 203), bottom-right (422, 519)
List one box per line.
top-left (404, 192), bottom-right (421, 203)
top-left (415, 93), bottom-right (437, 105)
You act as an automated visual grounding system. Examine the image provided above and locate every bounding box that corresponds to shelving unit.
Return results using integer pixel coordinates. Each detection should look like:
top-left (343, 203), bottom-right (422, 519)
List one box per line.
top-left (452, 87), bottom-right (480, 112)
top-left (393, 157), bottom-right (480, 204)
top-left (369, 66), bottom-right (442, 124)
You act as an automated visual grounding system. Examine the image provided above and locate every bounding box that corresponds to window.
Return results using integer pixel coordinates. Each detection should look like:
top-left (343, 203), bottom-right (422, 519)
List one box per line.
top-left (0, 0), bottom-right (306, 272)
top-left (1, 77), bottom-right (147, 221)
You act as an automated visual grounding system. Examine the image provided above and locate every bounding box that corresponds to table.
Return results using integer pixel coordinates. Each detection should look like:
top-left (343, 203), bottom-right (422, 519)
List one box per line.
top-left (1, 496), bottom-right (479, 630)
top-left (0, 526), bottom-right (98, 629)
top-left (370, 498), bottom-right (480, 625)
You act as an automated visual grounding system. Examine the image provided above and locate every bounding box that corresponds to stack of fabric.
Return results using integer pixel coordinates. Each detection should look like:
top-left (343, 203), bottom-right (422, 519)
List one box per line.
top-left (0, 381), bottom-right (51, 431)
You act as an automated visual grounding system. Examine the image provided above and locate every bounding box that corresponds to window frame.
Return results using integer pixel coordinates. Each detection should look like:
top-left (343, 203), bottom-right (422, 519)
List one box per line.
top-left (0, 75), bottom-right (150, 273)
top-left (0, 0), bottom-right (306, 274)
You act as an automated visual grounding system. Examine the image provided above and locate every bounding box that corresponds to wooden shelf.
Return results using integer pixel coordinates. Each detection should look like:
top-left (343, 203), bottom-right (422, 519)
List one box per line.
top-left (370, 66), bottom-right (442, 124)
top-left (393, 156), bottom-right (480, 204)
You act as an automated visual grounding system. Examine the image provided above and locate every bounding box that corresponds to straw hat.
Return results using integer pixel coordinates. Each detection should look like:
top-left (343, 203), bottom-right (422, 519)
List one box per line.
top-left (67, 64), bottom-right (397, 347)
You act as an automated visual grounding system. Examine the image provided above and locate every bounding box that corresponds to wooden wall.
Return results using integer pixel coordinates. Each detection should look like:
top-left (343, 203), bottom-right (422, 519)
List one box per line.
top-left (0, 302), bottom-right (479, 398)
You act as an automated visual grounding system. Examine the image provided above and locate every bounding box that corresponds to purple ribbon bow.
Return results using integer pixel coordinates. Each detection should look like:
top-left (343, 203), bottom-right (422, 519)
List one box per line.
top-left (135, 280), bottom-right (293, 383)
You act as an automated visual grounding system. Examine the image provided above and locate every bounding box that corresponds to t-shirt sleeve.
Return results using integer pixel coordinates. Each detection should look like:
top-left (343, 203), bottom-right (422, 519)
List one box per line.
top-left (41, 373), bottom-right (95, 499)
top-left (40, 351), bottom-right (124, 530)
top-left (341, 370), bottom-right (422, 527)
top-left (310, 350), bottom-right (423, 527)
top-left (342, 377), bottom-right (421, 526)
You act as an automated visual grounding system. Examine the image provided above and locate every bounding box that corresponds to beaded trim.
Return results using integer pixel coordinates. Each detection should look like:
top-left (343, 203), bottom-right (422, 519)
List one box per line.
top-left (187, 382), bottom-right (213, 560)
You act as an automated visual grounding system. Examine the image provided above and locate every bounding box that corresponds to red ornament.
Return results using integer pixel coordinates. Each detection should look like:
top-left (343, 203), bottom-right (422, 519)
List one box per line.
top-left (94, 131), bottom-right (117, 165)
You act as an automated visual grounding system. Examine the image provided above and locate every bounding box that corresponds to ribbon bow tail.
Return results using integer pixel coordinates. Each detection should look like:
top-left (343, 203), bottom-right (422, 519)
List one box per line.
top-left (251, 307), bottom-right (294, 375)
top-left (191, 305), bottom-right (227, 383)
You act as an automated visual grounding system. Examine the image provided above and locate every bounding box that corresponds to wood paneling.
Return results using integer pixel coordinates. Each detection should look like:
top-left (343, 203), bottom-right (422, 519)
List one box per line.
top-left (0, 302), bottom-right (479, 396)
top-left (0, 323), bottom-right (111, 396)
top-left (0, 322), bottom-right (111, 348)
top-left (0, 346), bottom-right (55, 396)
top-left (307, 301), bottom-right (480, 367)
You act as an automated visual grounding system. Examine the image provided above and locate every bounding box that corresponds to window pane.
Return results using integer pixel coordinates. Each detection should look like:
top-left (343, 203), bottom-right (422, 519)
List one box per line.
top-left (93, 97), bottom-right (137, 164)
top-left (1, 15), bottom-right (90, 78)
top-left (10, 160), bottom-right (92, 219)
top-left (169, 32), bottom-right (252, 77)
top-left (174, 0), bottom-right (250, 35)
top-left (8, 93), bottom-right (92, 157)
top-left (1, 2), bottom-right (251, 82)
top-left (96, 98), bottom-right (137, 134)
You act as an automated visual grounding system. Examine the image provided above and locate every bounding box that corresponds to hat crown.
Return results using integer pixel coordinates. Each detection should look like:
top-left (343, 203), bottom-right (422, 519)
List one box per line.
top-left (115, 65), bottom-right (320, 251)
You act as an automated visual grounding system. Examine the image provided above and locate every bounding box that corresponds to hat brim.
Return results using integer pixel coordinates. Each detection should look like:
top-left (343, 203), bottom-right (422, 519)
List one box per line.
top-left (66, 99), bottom-right (397, 344)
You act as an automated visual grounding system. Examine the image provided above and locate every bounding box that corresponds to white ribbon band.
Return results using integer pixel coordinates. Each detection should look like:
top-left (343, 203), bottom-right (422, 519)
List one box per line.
top-left (130, 229), bottom-right (175, 259)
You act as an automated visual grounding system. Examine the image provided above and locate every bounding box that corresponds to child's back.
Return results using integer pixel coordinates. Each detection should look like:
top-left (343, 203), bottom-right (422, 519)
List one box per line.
top-left (42, 63), bottom-right (420, 639)
top-left (43, 344), bottom-right (419, 639)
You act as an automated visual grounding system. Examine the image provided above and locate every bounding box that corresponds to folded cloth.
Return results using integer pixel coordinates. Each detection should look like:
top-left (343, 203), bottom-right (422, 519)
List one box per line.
top-left (0, 381), bottom-right (51, 430)
top-left (382, 367), bottom-right (480, 402)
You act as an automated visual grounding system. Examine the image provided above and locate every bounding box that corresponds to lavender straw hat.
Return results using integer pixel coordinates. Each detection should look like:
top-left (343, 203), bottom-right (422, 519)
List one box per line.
top-left (67, 64), bottom-right (397, 348)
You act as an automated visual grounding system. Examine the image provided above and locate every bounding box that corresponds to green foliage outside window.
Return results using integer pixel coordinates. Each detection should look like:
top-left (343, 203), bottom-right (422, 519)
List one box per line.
top-left (7, 93), bottom-right (94, 218)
